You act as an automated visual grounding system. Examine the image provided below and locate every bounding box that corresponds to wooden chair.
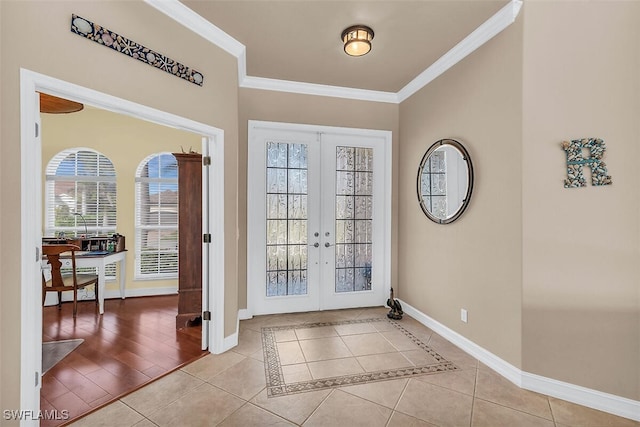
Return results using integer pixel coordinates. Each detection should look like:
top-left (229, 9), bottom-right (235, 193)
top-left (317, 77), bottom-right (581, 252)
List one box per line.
top-left (42, 244), bottom-right (99, 318)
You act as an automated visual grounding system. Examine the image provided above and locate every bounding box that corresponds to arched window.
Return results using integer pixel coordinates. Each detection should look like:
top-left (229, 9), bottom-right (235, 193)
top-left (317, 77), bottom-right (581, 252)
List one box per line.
top-left (135, 153), bottom-right (179, 279)
top-left (45, 148), bottom-right (117, 237)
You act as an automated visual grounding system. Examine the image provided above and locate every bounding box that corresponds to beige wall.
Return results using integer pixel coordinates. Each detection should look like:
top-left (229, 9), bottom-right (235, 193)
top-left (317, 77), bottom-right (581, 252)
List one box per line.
top-left (41, 107), bottom-right (201, 293)
top-left (237, 88), bottom-right (400, 309)
top-left (522, 1), bottom-right (640, 400)
top-left (399, 0), bottom-right (639, 401)
top-left (398, 19), bottom-right (524, 367)
top-left (1, 0), bottom-right (239, 417)
top-left (2, 0), bottom-right (638, 418)
top-left (398, 0), bottom-right (640, 401)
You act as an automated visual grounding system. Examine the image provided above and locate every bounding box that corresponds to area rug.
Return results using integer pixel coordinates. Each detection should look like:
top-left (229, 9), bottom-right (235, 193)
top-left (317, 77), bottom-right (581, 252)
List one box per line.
top-left (42, 339), bottom-right (84, 374)
top-left (262, 318), bottom-right (458, 397)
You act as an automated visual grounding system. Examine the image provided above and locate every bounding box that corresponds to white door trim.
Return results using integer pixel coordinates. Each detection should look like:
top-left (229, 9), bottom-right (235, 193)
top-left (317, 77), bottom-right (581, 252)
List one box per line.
top-left (19, 69), bottom-right (225, 423)
top-left (247, 120), bottom-right (392, 316)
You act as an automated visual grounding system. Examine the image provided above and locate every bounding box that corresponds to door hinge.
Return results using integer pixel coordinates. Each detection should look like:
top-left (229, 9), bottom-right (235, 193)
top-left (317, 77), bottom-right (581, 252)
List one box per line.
top-left (202, 311), bottom-right (211, 321)
top-left (202, 156), bottom-right (211, 166)
top-left (203, 233), bottom-right (212, 243)
top-left (35, 371), bottom-right (39, 387)
top-left (35, 123), bottom-right (39, 138)
top-left (35, 246), bottom-right (40, 261)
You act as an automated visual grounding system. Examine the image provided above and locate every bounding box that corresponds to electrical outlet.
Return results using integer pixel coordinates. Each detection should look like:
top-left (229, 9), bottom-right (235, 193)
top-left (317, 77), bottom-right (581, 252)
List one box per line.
top-left (461, 308), bottom-right (468, 323)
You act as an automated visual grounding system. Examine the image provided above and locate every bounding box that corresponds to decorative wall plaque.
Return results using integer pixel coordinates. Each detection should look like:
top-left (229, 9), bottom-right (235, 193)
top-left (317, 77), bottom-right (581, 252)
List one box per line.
top-left (561, 138), bottom-right (612, 188)
top-left (70, 14), bottom-right (204, 86)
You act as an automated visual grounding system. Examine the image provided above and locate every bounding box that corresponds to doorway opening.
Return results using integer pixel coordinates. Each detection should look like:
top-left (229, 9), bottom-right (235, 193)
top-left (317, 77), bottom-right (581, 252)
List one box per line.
top-left (20, 69), bottom-right (226, 419)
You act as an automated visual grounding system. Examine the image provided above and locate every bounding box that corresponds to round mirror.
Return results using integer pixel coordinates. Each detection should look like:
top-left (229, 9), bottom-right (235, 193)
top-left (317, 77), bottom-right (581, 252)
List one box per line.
top-left (417, 139), bottom-right (474, 224)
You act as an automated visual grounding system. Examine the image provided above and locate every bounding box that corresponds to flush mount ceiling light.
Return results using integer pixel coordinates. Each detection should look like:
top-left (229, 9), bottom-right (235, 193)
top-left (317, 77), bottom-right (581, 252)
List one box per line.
top-left (341, 25), bottom-right (374, 57)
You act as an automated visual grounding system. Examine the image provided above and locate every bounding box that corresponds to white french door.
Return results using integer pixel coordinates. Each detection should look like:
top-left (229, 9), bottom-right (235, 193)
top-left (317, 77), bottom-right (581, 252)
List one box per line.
top-left (248, 121), bottom-right (391, 315)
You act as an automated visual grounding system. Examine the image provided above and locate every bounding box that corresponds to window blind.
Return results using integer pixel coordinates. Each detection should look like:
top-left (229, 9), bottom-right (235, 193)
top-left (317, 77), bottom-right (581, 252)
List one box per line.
top-left (45, 149), bottom-right (117, 237)
top-left (45, 148), bottom-right (117, 278)
top-left (135, 153), bottom-right (179, 279)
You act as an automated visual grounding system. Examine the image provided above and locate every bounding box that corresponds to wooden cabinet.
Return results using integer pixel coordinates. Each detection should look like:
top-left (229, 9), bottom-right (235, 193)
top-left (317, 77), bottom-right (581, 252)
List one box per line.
top-left (174, 153), bottom-right (202, 329)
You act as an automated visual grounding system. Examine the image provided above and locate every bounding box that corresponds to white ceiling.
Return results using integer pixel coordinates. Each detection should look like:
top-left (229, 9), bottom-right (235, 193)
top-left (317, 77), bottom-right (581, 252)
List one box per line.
top-left (181, 0), bottom-right (510, 93)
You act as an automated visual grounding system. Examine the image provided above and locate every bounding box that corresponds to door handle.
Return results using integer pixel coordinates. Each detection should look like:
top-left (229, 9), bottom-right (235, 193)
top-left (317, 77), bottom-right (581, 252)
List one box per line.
top-left (325, 242), bottom-right (332, 248)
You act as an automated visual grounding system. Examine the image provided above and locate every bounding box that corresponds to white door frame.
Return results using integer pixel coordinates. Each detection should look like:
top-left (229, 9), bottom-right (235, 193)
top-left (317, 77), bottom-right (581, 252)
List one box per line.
top-left (19, 68), bottom-right (226, 422)
top-left (247, 120), bottom-right (392, 316)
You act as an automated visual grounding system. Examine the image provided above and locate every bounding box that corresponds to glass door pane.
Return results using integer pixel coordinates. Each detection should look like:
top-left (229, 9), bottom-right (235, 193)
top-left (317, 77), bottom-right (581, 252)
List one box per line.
top-left (248, 125), bottom-right (320, 315)
top-left (266, 142), bottom-right (309, 297)
top-left (320, 133), bottom-right (386, 311)
top-left (335, 146), bottom-right (373, 293)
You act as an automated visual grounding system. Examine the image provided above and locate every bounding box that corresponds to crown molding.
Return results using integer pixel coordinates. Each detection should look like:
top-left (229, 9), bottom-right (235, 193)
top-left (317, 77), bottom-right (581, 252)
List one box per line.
top-left (397, 0), bottom-right (523, 102)
top-left (144, 0), bottom-right (245, 58)
top-left (144, 0), bottom-right (522, 104)
top-left (144, 0), bottom-right (248, 85)
top-left (241, 76), bottom-right (399, 104)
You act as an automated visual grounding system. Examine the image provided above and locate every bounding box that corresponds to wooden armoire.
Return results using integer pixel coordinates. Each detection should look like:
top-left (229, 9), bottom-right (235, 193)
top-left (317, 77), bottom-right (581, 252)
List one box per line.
top-left (173, 152), bottom-right (202, 329)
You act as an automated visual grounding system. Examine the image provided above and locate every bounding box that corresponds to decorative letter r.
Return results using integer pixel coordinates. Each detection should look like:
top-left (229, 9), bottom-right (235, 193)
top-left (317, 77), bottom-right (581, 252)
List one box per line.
top-left (561, 138), bottom-right (612, 188)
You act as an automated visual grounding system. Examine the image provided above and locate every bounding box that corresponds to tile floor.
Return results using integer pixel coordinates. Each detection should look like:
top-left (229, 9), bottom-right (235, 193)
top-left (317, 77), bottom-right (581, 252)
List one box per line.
top-left (41, 295), bottom-right (204, 426)
top-left (69, 307), bottom-right (639, 427)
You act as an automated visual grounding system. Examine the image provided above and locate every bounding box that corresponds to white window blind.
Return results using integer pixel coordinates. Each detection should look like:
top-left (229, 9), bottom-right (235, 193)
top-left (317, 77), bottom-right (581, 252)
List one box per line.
top-left (135, 153), bottom-right (179, 279)
top-left (45, 148), bottom-right (117, 238)
top-left (45, 148), bottom-right (117, 279)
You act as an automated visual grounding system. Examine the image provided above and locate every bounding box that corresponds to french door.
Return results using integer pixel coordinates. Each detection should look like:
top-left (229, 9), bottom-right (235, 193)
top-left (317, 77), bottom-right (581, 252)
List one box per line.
top-left (248, 121), bottom-right (391, 315)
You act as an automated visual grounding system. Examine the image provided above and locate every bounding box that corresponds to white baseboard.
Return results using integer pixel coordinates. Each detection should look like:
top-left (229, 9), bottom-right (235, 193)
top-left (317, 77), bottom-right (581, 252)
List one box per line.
top-left (238, 308), bottom-right (252, 320)
top-left (43, 286), bottom-right (177, 306)
top-left (398, 299), bottom-right (640, 422)
top-left (400, 300), bottom-right (522, 386)
top-left (521, 371), bottom-right (640, 422)
top-left (104, 287), bottom-right (177, 299)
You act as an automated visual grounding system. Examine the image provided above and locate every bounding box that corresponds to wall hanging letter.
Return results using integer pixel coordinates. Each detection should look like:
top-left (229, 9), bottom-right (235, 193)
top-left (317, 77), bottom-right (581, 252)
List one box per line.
top-left (561, 138), bottom-right (612, 188)
top-left (70, 14), bottom-right (204, 86)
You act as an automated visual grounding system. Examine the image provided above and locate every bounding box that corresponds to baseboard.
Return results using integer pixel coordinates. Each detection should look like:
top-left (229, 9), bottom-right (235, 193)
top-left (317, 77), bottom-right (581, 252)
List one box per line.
top-left (43, 287), bottom-right (177, 306)
top-left (238, 308), bottom-right (252, 320)
top-left (399, 300), bottom-right (522, 386)
top-left (398, 299), bottom-right (640, 422)
top-left (104, 287), bottom-right (177, 299)
top-left (521, 371), bottom-right (640, 422)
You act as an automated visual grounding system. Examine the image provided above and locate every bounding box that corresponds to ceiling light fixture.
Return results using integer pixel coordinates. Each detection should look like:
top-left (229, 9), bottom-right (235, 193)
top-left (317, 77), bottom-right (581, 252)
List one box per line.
top-left (39, 92), bottom-right (84, 114)
top-left (341, 25), bottom-right (374, 57)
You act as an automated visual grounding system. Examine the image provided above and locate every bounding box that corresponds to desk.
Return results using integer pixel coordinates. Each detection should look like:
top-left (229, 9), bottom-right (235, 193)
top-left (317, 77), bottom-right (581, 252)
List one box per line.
top-left (42, 250), bottom-right (127, 314)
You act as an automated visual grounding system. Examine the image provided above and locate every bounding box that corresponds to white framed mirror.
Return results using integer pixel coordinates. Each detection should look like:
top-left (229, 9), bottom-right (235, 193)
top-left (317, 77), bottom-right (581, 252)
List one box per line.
top-left (417, 139), bottom-right (474, 224)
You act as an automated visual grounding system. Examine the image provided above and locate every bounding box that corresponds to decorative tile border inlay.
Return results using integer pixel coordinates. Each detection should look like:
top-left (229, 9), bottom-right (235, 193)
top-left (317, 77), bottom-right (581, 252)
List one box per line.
top-left (262, 318), bottom-right (458, 397)
top-left (70, 14), bottom-right (204, 86)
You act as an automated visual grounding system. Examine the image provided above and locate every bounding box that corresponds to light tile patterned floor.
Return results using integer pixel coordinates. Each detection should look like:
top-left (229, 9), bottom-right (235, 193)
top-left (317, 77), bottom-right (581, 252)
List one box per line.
top-left (262, 316), bottom-right (457, 397)
top-left (69, 307), bottom-right (639, 427)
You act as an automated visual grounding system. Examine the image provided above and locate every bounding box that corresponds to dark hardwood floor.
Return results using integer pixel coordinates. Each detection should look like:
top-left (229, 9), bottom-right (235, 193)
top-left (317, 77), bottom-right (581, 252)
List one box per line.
top-left (41, 294), bottom-right (205, 426)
